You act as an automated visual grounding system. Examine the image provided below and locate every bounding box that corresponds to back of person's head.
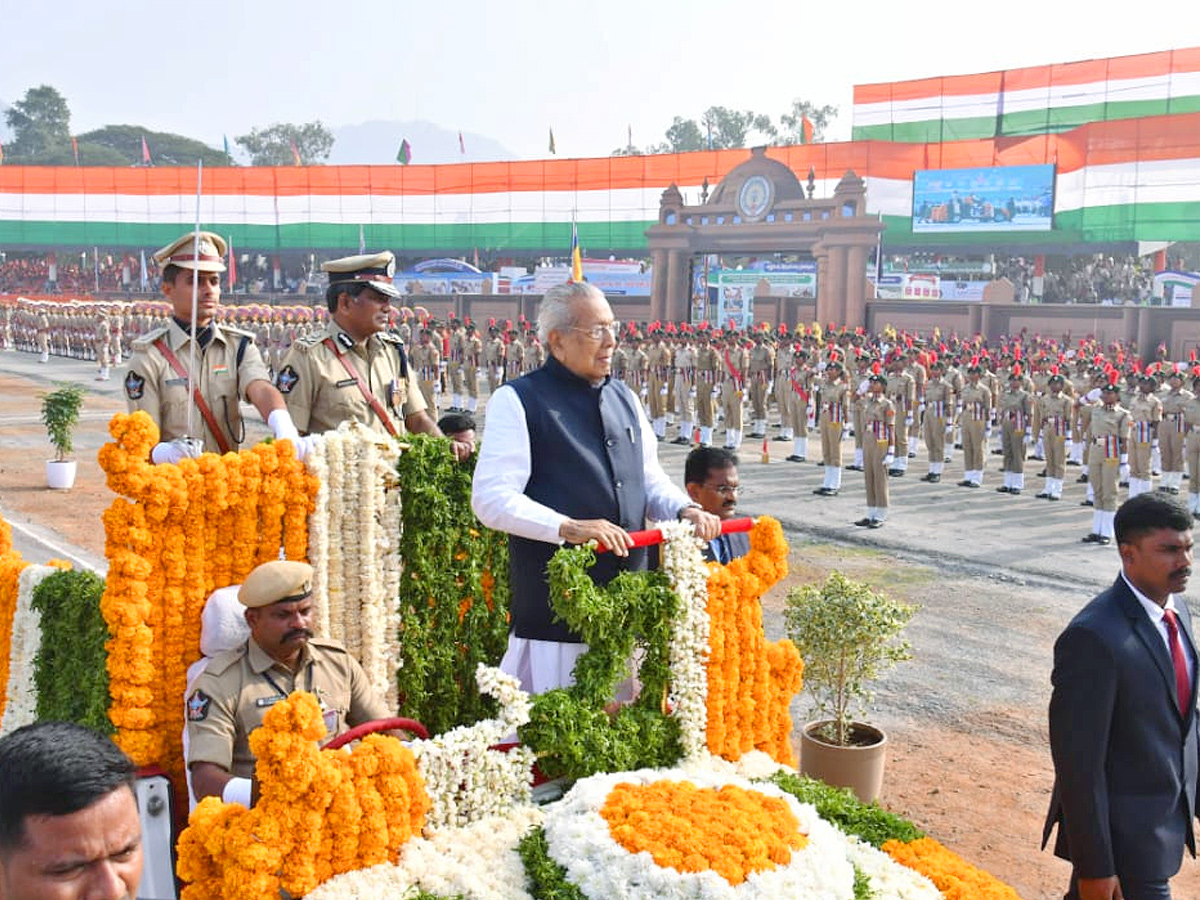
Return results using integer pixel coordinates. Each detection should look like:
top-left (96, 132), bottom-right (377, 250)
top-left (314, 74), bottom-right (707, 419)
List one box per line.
top-left (0, 721), bottom-right (136, 851)
top-left (1115, 492), bottom-right (1192, 546)
top-left (685, 446), bottom-right (739, 486)
top-left (437, 411), bottom-right (476, 438)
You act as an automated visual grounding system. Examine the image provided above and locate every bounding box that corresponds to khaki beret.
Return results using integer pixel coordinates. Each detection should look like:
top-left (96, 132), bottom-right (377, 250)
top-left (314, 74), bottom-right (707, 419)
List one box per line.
top-left (154, 231), bottom-right (227, 273)
top-left (238, 560), bottom-right (314, 609)
top-left (322, 251), bottom-right (401, 299)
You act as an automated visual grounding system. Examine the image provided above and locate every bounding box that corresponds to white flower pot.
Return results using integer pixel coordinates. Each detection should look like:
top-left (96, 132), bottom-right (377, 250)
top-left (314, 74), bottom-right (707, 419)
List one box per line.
top-left (46, 459), bottom-right (77, 490)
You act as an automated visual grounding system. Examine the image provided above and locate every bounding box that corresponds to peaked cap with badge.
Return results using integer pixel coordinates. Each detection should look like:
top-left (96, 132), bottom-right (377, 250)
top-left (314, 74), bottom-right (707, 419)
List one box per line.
top-left (323, 251), bottom-right (401, 300)
top-left (154, 231), bottom-right (228, 273)
top-left (238, 560), bottom-right (314, 609)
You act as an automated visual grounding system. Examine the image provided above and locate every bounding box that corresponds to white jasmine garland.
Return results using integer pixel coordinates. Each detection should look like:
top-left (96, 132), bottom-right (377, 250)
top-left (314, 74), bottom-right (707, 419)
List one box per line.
top-left (410, 664), bottom-right (536, 829)
top-left (306, 436), bottom-right (332, 637)
top-left (541, 766), bottom-right (856, 900)
top-left (304, 807), bottom-right (542, 900)
top-left (322, 425), bottom-right (347, 643)
top-left (657, 519), bottom-right (712, 760)
top-left (0, 564), bottom-right (57, 736)
top-left (843, 836), bottom-right (942, 900)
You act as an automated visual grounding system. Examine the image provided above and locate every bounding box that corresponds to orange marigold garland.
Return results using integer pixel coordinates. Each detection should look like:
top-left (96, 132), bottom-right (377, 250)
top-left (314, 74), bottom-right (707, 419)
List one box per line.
top-left (0, 514), bottom-right (28, 725)
top-left (702, 516), bottom-right (803, 765)
top-left (175, 692), bottom-right (429, 900)
top-left (882, 836), bottom-right (1024, 900)
top-left (98, 412), bottom-right (318, 783)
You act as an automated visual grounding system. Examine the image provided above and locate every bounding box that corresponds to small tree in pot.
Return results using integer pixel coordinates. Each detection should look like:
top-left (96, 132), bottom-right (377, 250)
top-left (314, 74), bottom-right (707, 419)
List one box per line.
top-left (40, 382), bottom-right (86, 489)
top-left (784, 571), bottom-right (916, 802)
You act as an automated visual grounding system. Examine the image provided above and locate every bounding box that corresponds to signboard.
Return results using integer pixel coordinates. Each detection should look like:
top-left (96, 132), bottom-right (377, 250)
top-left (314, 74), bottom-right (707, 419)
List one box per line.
top-left (710, 263), bottom-right (818, 328)
top-left (912, 164), bottom-right (1055, 233)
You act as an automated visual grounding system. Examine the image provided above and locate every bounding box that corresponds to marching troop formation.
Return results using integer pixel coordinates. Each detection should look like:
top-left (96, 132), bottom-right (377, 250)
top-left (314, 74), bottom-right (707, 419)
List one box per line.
top-left (4, 237), bottom-right (1197, 545)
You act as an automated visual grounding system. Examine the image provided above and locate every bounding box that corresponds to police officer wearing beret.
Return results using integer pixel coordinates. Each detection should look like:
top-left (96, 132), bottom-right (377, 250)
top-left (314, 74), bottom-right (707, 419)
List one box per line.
top-left (185, 560), bottom-right (392, 806)
top-left (124, 231), bottom-right (310, 463)
top-left (276, 251), bottom-right (472, 461)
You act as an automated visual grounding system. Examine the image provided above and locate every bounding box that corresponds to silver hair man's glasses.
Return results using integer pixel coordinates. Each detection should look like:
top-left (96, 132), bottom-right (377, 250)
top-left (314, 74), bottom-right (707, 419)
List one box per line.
top-left (570, 321), bottom-right (621, 341)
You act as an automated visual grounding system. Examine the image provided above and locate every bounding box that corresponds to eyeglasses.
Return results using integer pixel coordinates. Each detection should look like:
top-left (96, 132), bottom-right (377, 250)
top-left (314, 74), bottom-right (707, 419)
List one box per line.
top-left (570, 321), bottom-right (621, 341)
top-left (704, 483), bottom-right (742, 498)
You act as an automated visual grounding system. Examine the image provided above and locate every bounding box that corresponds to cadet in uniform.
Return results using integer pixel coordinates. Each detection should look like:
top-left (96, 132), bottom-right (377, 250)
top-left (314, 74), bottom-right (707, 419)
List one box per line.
top-left (857, 369), bottom-right (895, 528)
top-left (1127, 373), bottom-right (1163, 498)
top-left (646, 331), bottom-right (671, 440)
top-left (885, 356), bottom-right (916, 476)
top-left (1159, 368), bottom-right (1192, 495)
top-left (185, 560), bottom-right (392, 806)
top-left (720, 333), bottom-right (747, 450)
top-left (409, 329), bottom-right (442, 415)
top-left (1083, 383), bottom-right (1131, 545)
top-left (277, 252), bottom-right (469, 459)
top-left (1183, 374), bottom-right (1200, 518)
top-left (746, 333), bottom-right (774, 438)
top-left (957, 362), bottom-right (993, 488)
top-left (1034, 372), bottom-right (1073, 500)
top-left (920, 359), bottom-right (955, 483)
top-left (462, 323), bottom-right (482, 414)
top-left (814, 360), bottom-right (850, 495)
top-left (672, 335), bottom-right (697, 444)
top-left (484, 326), bottom-right (505, 394)
top-left (124, 231), bottom-right (306, 464)
top-left (996, 368), bottom-right (1034, 495)
top-left (694, 331), bottom-right (721, 448)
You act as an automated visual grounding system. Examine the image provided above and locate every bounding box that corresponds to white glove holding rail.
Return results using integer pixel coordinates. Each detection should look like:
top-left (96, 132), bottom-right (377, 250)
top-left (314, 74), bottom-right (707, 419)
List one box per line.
top-left (150, 438), bottom-right (202, 465)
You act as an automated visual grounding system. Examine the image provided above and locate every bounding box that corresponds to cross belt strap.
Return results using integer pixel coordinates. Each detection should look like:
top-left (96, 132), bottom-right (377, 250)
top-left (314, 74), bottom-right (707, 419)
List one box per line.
top-left (322, 337), bottom-right (401, 438)
top-left (153, 338), bottom-right (233, 454)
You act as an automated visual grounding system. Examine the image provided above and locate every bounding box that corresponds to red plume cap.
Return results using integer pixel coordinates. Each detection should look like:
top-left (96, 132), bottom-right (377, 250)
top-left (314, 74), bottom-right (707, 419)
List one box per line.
top-left (871, 361), bottom-right (882, 376)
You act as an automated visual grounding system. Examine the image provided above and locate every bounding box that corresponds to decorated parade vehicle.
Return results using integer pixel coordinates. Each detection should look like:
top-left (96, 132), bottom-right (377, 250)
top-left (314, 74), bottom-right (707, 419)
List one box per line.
top-left (0, 412), bottom-right (1021, 900)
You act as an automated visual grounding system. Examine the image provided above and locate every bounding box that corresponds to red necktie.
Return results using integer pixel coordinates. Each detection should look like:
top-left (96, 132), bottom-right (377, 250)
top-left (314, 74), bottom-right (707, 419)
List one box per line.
top-left (1162, 609), bottom-right (1192, 715)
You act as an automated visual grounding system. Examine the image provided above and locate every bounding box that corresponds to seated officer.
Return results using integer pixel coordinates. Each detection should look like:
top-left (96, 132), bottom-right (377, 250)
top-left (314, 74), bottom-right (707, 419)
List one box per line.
top-left (185, 560), bottom-right (391, 806)
top-left (684, 446), bottom-right (749, 563)
top-left (276, 251), bottom-right (472, 460)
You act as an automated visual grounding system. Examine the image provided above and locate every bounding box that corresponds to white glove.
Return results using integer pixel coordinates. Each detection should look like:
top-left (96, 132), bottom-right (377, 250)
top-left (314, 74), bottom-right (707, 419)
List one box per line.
top-left (150, 439), bottom-right (200, 465)
top-left (883, 452), bottom-right (895, 467)
top-left (985, 427), bottom-right (993, 440)
top-left (1119, 453), bottom-right (1129, 465)
top-left (918, 402), bottom-right (927, 413)
top-left (905, 415), bottom-right (914, 426)
top-left (1152, 439), bottom-right (1160, 450)
top-left (946, 424), bottom-right (955, 435)
top-left (689, 388), bottom-right (697, 398)
top-left (712, 387), bottom-right (721, 399)
top-left (1025, 428), bottom-right (1033, 441)
top-left (268, 408), bottom-right (301, 443)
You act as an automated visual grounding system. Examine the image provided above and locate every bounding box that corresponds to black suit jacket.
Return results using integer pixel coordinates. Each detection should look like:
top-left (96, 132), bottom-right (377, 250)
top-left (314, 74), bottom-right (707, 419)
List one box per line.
top-left (1043, 574), bottom-right (1200, 882)
top-left (701, 530), bottom-right (750, 564)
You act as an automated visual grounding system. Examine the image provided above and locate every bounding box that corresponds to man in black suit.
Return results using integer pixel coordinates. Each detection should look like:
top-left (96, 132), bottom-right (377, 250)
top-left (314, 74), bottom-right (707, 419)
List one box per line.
top-left (685, 447), bottom-right (749, 564)
top-left (1043, 492), bottom-right (1198, 900)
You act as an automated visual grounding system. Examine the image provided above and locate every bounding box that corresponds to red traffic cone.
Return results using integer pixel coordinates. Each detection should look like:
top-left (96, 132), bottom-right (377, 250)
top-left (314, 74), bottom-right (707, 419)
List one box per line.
top-left (694, 426), bottom-right (701, 446)
top-left (761, 433), bottom-right (770, 464)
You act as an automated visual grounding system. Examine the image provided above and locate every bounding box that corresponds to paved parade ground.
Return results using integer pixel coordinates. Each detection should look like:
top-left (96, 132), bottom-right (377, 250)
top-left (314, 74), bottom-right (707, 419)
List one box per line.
top-left (2, 349), bottom-right (1197, 899)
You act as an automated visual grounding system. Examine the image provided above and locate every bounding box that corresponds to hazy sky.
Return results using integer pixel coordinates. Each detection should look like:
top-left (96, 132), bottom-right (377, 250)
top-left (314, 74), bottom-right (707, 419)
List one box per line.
top-left (4, 0), bottom-right (1200, 159)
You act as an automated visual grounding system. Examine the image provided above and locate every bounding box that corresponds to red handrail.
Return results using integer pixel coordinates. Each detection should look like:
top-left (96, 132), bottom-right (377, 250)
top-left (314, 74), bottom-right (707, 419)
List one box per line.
top-left (594, 516), bottom-right (754, 553)
top-left (324, 717), bottom-right (430, 749)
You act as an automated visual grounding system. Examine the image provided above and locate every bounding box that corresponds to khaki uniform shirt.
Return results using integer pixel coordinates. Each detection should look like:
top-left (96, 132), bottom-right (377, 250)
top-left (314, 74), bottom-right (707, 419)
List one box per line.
top-left (124, 319), bottom-right (269, 452)
top-left (278, 322), bottom-right (426, 436)
top-left (186, 637), bottom-right (391, 779)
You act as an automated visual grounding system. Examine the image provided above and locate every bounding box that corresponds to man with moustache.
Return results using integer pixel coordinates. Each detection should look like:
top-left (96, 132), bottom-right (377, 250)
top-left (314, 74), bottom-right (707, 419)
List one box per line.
top-left (684, 446), bottom-right (749, 563)
top-left (0, 722), bottom-right (144, 900)
top-left (1044, 492), bottom-right (1199, 900)
top-left (185, 560), bottom-right (392, 806)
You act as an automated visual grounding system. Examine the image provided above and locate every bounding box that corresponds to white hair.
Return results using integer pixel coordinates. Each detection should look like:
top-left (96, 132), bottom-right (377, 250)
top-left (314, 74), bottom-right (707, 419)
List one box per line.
top-left (537, 282), bottom-right (605, 343)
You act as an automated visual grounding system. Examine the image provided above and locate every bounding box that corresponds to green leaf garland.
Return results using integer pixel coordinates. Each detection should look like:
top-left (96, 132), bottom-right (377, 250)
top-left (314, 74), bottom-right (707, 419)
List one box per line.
top-left (31, 569), bottom-right (113, 733)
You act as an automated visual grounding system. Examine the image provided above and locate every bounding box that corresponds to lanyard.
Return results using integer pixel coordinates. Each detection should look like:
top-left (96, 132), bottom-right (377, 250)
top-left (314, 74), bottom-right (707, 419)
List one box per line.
top-left (262, 662), bottom-right (314, 700)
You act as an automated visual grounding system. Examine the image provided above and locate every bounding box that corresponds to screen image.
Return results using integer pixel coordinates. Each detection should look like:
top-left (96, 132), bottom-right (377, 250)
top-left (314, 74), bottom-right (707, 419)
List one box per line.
top-left (912, 164), bottom-right (1055, 233)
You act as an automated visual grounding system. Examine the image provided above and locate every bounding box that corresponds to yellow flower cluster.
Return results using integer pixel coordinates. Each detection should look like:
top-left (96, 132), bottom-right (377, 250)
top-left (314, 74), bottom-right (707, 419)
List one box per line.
top-left (98, 412), bottom-right (319, 782)
top-left (599, 779), bottom-right (806, 886)
top-left (0, 514), bottom-right (29, 723)
top-left (176, 691), bottom-right (430, 900)
top-left (882, 837), bottom-right (1024, 900)
top-left (704, 516), bottom-right (804, 765)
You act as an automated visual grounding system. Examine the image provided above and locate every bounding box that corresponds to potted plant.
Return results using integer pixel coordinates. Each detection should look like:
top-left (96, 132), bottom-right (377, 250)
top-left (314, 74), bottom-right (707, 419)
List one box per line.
top-left (784, 570), bottom-right (916, 803)
top-left (40, 382), bottom-right (86, 490)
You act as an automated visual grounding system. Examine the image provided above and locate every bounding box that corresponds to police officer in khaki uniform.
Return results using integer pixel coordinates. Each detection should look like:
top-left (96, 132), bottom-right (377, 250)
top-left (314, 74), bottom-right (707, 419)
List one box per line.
top-left (857, 370), bottom-right (895, 528)
top-left (1083, 383), bottom-right (1131, 545)
top-left (1034, 372), bottom-right (1073, 500)
top-left (1159, 368), bottom-right (1192, 495)
top-left (185, 560), bottom-right (392, 806)
top-left (124, 231), bottom-right (306, 464)
top-left (277, 252), bottom-right (470, 460)
top-left (1127, 373), bottom-right (1163, 498)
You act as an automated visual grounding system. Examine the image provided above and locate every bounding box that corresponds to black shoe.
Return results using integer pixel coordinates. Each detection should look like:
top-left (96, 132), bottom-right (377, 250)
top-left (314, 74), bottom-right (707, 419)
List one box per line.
top-left (1010, 489), bottom-right (1021, 495)
top-left (786, 455), bottom-right (804, 462)
top-left (958, 480), bottom-right (979, 488)
top-left (867, 519), bottom-right (884, 529)
top-left (1119, 481), bottom-right (1129, 488)
top-left (1036, 491), bottom-right (1050, 499)
top-left (1080, 499), bottom-right (1094, 506)
top-left (773, 436), bottom-right (790, 442)
top-left (1076, 474), bottom-right (1089, 483)
top-left (996, 486), bottom-right (1011, 493)
top-left (888, 468), bottom-right (904, 477)
top-left (992, 449), bottom-right (1004, 455)
top-left (846, 464), bottom-right (863, 471)
top-left (1037, 469), bottom-right (1047, 477)
top-left (853, 517), bottom-right (872, 527)
top-left (670, 436), bottom-right (690, 445)
top-left (920, 473), bottom-right (936, 482)
top-left (748, 432), bottom-right (765, 439)
top-left (816, 461), bottom-right (825, 466)
top-left (1067, 460), bottom-right (1081, 466)
top-left (944, 456), bottom-right (952, 463)
top-left (954, 443), bottom-right (963, 449)
top-left (907, 452), bottom-right (917, 458)
top-left (813, 487), bottom-right (838, 496)
top-left (1166, 487), bottom-right (1180, 495)
top-left (1048, 495), bottom-right (1060, 501)
top-left (1097, 536), bottom-right (1111, 545)
top-left (927, 474), bottom-right (940, 483)
top-left (1082, 533), bottom-right (1102, 543)
top-left (1030, 454), bottom-right (1044, 461)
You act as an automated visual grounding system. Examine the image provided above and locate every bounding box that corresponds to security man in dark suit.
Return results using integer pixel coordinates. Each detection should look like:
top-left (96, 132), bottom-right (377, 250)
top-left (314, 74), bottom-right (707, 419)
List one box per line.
top-left (1044, 492), bottom-right (1199, 900)
top-left (684, 446), bottom-right (749, 564)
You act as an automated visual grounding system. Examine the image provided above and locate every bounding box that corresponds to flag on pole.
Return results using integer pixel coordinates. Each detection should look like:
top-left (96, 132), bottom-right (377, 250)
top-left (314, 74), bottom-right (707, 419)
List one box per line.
top-left (458, 132), bottom-right (466, 155)
top-left (141, 136), bottom-right (151, 164)
top-left (548, 128), bottom-right (556, 155)
top-left (71, 136), bottom-right (79, 165)
top-left (358, 224), bottom-right (366, 254)
top-left (223, 135), bottom-right (231, 158)
top-left (289, 138), bottom-right (302, 166)
top-left (396, 139), bottom-right (411, 165)
top-left (570, 215), bottom-right (583, 283)
top-left (227, 235), bottom-right (237, 292)
top-left (801, 115), bottom-right (814, 145)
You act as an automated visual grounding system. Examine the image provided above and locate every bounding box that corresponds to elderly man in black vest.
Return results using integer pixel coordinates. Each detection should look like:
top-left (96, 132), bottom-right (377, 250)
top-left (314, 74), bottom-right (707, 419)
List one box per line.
top-left (472, 281), bottom-right (721, 694)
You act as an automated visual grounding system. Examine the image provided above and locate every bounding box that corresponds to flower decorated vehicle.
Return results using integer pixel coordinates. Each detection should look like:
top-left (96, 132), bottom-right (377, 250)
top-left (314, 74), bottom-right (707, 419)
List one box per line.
top-left (0, 414), bottom-right (1022, 900)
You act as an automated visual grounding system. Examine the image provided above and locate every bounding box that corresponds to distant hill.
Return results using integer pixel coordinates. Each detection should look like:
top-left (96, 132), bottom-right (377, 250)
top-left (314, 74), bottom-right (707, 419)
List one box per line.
top-left (328, 119), bottom-right (517, 166)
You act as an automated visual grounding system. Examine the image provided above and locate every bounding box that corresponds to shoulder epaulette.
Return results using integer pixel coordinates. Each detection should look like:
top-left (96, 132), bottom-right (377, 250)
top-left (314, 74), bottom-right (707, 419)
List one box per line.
top-left (220, 324), bottom-right (256, 340)
top-left (201, 643), bottom-right (249, 677)
top-left (132, 325), bottom-right (169, 347)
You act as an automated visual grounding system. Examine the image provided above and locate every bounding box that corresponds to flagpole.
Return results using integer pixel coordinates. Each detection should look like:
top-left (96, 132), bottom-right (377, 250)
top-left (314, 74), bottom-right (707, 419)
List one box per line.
top-left (186, 161), bottom-right (203, 443)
